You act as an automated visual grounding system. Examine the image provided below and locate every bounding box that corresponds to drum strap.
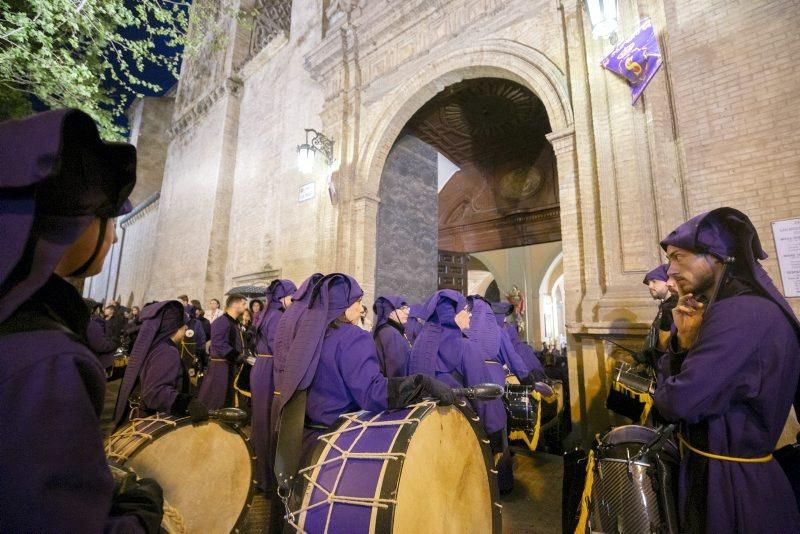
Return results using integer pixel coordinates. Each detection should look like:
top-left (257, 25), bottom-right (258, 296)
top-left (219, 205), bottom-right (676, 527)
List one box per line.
top-left (274, 389), bottom-right (308, 496)
top-left (678, 434), bottom-right (773, 463)
top-left (574, 449), bottom-right (595, 534)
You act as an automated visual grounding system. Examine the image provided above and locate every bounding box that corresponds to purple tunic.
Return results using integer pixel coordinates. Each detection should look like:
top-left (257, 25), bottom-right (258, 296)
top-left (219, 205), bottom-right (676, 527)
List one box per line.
top-left (404, 303), bottom-right (425, 345)
top-left (251, 279), bottom-right (295, 490)
top-left (138, 340), bottom-right (184, 415)
top-left (655, 296), bottom-right (800, 533)
top-left (304, 324), bottom-right (389, 455)
top-left (409, 291), bottom-right (492, 428)
top-left (87, 315), bottom-right (117, 369)
top-left (656, 207), bottom-right (800, 533)
top-left (197, 313), bottom-right (242, 409)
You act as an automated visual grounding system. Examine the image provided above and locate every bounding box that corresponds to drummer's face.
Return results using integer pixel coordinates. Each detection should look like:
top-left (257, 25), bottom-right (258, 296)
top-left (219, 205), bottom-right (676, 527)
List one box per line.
top-left (282, 296), bottom-right (293, 309)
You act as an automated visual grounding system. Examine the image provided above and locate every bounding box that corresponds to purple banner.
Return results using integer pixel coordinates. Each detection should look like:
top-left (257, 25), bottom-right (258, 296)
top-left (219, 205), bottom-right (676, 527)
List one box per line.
top-left (601, 18), bottom-right (663, 104)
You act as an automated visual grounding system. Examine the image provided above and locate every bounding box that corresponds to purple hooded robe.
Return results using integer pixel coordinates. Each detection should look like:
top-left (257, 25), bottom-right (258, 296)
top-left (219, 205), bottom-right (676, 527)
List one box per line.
top-left (372, 295), bottom-right (412, 378)
top-left (0, 110), bottom-right (154, 532)
top-left (655, 207), bottom-right (800, 533)
top-left (404, 303), bottom-right (425, 346)
top-left (113, 301), bottom-right (188, 427)
top-left (464, 297), bottom-right (507, 434)
top-left (87, 314), bottom-right (118, 369)
top-left (408, 290), bottom-right (491, 423)
top-left (251, 279), bottom-right (296, 490)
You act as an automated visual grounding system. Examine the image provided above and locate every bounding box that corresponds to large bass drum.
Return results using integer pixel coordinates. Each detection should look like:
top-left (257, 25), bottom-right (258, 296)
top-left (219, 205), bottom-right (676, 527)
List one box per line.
top-left (106, 414), bottom-right (256, 533)
top-left (286, 401), bottom-right (502, 533)
top-left (582, 425), bottom-right (679, 534)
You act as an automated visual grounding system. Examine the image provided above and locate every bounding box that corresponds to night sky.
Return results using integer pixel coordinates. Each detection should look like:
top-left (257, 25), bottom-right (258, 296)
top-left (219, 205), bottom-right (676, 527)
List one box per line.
top-left (32, 1), bottom-right (186, 134)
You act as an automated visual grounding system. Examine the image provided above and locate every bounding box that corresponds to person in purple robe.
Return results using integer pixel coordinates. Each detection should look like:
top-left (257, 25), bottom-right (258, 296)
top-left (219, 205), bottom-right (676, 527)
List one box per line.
top-left (642, 263), bottom-right (677, 354)
top-left (250, 278), bottom-right (296, 491)
top-left (113, 301), bottom-right (209, 427)
top-left (372, 295), bottom-right (412, 377)
top-left (404, 302), bottom-right (425, 345)
top-left (272, 275), bottom-right (456, 482)
top-left (85, 298), bottom-right (118, 370)
top-left (197, 294), bottom-right (247, 409)
top-left (0, 109), bottom-right (163, 532)
top-left (407, 290), bottom-right (491, 415)
top-left (655, 207), bottom-right (800, 533)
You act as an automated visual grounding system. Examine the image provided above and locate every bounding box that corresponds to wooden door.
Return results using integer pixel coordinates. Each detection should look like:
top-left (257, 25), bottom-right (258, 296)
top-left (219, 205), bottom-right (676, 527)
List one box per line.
top-left (437, 250), bottom-right (468, 294)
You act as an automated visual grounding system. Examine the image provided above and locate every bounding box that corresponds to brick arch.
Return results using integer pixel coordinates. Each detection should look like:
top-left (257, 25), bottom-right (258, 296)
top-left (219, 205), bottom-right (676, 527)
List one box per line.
top-left (357, 39), bottom-right (573, 200)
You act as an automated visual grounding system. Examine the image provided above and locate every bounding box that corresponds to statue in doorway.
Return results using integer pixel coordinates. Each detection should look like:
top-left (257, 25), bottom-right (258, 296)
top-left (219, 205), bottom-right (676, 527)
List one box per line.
top-left (505, 285), bottom-right (526, 335)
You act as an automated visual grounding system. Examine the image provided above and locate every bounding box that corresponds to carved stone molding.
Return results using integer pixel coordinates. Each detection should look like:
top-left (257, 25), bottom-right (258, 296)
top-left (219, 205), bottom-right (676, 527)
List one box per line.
top-left (240, 0), bottom-right (292, 67)
top-left (167, 77), bottom-right (243, 140)
top-left (120, 192), bottom-right (161, 229)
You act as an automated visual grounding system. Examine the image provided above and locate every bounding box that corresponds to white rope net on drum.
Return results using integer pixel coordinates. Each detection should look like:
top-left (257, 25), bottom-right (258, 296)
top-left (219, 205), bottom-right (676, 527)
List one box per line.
top-left (286, 402), bottom-right (435, 533)
top-left (105, 414), bottom-right (178, 462)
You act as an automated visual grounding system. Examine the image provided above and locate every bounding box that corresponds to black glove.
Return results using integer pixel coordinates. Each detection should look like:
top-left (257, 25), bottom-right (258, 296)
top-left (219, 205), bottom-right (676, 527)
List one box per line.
top-left (109, 477), bottom-right (164, 534)
top-left (170, 392), bottom-right (192, 416)
top-left (388, 374), bottom-right (455, 408)
top-left (519, 370), bottom-right (547, 385)
top-left (419, 375), bottom-right (456, 406)
top-left (188, 397), bottom-right (210, 423)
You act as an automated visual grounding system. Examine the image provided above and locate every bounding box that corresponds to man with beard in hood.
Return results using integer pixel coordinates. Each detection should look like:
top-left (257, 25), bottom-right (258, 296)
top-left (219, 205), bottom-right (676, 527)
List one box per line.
top-left (372, 295), bottom-right (412, 378)
top-left (250, 278), bottom-right (296, 491)
top-left (0, 110), bottom-right (163, 532)
top-left (655, 207), bottom-right (800, 533)
top-left (198, 293), bottom-right (247, 409)
top-left (271, 274), bottom-right (457, 527)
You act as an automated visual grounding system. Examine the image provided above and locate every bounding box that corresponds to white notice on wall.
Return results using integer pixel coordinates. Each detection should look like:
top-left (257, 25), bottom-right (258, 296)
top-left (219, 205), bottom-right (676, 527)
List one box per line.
top-left (772, 217), bottom-right (800, 298)
top-left (298, 182), bottom-right (315, 202)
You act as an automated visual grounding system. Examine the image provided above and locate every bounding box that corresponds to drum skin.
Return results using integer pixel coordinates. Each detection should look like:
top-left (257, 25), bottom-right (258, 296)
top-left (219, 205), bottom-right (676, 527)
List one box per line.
top-left (106, 416), bottom-right (255, 533)
top-left (291, 402), bottom-right (501, 534)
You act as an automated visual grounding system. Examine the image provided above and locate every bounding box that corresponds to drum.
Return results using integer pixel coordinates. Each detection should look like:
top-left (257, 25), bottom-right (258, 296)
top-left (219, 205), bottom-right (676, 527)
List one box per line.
top-left (106, 414), bottom-right (255, 533)
top-left (106, 346), bottom-right (129, 381)
top-left (580, 425), bottom-right (679, 534)
top-left (504, 383), bottom-right (560, 452)
top-left (605, 361), bottom-right (655, 424)
top-left (286, 401), bottom-right (502, 533)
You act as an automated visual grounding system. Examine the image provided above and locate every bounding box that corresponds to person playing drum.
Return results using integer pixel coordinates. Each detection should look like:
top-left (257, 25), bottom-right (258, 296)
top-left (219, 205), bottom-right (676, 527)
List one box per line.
top-left (655, 207), bottom-right (800, 533)
top-left (0, 110), bottom-right (163, 532)
top-left (274, 275), bottom-right (456, 460)
top-left (113, 300), bottom-right (210, 428)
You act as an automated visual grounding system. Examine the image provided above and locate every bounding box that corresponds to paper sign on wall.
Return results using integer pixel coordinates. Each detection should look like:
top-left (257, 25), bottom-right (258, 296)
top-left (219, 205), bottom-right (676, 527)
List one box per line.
top-left (298, 182), bottom-right (315, 202)
top-left (772, 217), bottom-right (800, 298)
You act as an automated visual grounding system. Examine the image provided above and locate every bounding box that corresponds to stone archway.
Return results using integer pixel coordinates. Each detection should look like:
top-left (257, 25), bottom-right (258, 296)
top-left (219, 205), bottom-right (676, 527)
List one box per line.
top-left (344, 39), bottom-right (577, 312)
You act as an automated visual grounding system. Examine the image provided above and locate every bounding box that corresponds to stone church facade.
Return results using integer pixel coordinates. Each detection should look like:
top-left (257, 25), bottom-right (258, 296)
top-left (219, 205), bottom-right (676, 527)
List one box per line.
top-left (85, 0), bottom-right (800, 442)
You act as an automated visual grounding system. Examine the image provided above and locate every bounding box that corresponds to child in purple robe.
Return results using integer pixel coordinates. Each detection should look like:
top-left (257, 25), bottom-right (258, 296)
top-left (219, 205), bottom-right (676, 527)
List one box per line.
top-left (372, 295), bottom-right (412, 378)
top-left (0, 110), bottom-right (163, 532)
top-left (656, 207), bottom-right (800, 533)
top-left (113, 301), bottom-right (209, 428)
top-left (197, 293), bottom-right (248, 409)
top-left (404, 302), bottom-right (425, 345)
top-left (250, 278), bottom-right (296, 491)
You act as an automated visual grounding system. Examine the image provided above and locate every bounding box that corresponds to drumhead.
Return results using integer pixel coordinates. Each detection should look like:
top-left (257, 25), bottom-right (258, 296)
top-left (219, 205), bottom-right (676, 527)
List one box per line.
top-left (294, 402), bottom-right (501, 534)
top-left (393, 405), bottom-right (495, 533)
top-left (112, 419), bottom-right (254, 533)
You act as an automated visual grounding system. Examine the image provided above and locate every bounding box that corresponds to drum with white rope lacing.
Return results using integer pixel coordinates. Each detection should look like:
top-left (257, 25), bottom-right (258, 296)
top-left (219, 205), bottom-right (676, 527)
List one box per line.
top-left (285, 401), bottom-right (502, 533)
top-left (105, 413), bottom-right (255, 533)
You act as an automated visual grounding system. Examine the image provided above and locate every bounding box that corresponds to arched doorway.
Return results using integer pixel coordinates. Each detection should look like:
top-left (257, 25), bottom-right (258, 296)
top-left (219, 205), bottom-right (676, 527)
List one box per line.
top-left (374, 77), bottom-right (564, 352)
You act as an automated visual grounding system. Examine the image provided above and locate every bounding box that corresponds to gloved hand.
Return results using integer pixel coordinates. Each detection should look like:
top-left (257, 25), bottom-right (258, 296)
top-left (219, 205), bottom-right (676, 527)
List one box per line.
top-left (419, 375), bottom-right (456, 406)
top-left (109, 477), bottom-right (164, 534)
top-left (188, 397), bottom-right (210, 423)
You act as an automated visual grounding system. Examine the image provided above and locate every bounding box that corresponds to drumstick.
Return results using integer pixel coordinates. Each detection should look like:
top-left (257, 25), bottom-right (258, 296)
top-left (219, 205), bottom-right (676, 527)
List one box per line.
top-left (208, 407), bottom-right (249, 425)
top-left (452, 383), bottom-right (504, 400)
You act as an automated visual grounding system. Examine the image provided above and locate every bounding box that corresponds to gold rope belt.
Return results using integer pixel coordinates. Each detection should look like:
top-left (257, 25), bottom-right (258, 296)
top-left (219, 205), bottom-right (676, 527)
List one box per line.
top-left (256, 354), bottom-right (273, 358)
top-left (678, 434), bottom-right (773, 463)
top-left (209, 357), bottom-right (227, 363)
